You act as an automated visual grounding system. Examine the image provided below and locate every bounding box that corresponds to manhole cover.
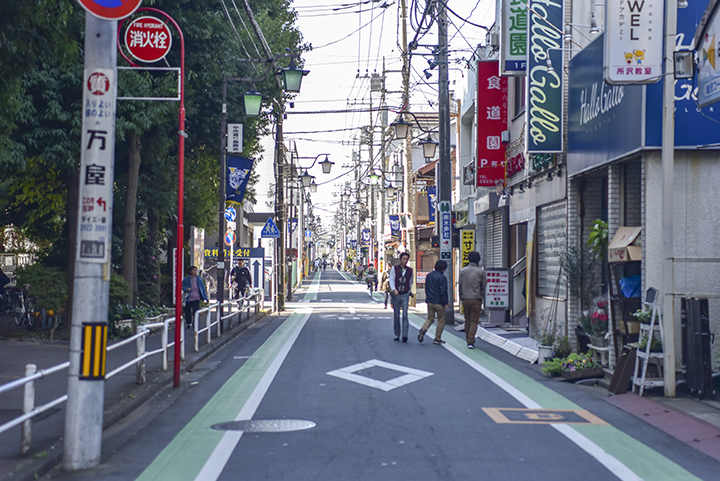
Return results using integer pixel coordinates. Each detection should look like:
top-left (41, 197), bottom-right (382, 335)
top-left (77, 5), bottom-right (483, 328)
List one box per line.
top-left (211, 419), bottom-right (316, 433)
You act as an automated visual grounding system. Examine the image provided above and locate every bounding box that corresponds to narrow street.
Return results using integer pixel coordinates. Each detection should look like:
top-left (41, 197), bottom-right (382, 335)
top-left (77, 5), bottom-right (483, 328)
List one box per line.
top-left (37, 271), bottom-right (719, 481)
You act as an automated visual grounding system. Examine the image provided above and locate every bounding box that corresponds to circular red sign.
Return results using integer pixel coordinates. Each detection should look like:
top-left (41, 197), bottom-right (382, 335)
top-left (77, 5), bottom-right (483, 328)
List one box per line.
top-left (87, 72), bottom-right (110, 95)
top-left (124, 16), bottom-right (173, 63)
top-left (76, 0), bottom-right (143, 21)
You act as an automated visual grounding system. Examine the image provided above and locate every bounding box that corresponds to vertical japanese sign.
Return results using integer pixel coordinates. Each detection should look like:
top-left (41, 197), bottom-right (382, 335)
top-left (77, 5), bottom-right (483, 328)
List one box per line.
top-left (527, 0), bottom-right (564, 153)
top-left (501, 0), bottom-right (528, 75)
top-left (77, 69), bottom-right (116, 263)
top-left (439, 201), bottom-right (452, 260)
top-left (477, 61), bottom-right (508, 187)
top-left (485, 268), bottom-right (510, 309)
top-left (227, 123), bottom-right (243, 153)
top-left (605, 0), bottom-right (662, 85)
top-left (461, 230), bottom-right (474, 268)
top-left (427, 186), bottom-right (437, 223)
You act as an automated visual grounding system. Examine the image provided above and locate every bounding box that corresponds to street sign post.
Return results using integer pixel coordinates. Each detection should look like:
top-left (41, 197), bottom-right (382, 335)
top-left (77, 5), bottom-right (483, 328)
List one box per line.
top-left (124, 16), bottom-right (172, 63)
top-left (439, 201), bottom-right (452, 260)
top-left (224, 230), bottom-right (236, 246)
top-left (76, 0), bottom-right (143, 20)
top-left (225, 206), bottom-right (237, 222)
top-left (261, 217), bottom-right (281, 238)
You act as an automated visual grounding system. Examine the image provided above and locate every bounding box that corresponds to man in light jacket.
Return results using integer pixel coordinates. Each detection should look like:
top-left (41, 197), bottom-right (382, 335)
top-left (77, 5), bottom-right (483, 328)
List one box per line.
top-left (458, 251), bottom-right (485, 348)
top-left (418, 260), bottom-right (449, 345)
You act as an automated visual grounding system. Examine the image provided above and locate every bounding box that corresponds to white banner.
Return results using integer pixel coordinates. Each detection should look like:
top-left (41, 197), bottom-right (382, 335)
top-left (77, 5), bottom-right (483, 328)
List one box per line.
top-left (77, 68), bottom-right (116, 263)
top-left (605, 0), bottom-right (663, 85)
top-left (227, 123), bottom-right (243, 153)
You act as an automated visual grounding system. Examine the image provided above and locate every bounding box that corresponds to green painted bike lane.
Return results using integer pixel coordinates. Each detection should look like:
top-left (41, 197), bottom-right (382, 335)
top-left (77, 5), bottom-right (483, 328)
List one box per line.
top-left (136, 273), bottom-right (322, 481)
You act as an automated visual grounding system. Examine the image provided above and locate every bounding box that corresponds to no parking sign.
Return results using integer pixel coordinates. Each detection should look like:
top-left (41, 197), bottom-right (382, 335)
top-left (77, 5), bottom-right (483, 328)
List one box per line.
top-left (76, 0), bottom-right (144, 20)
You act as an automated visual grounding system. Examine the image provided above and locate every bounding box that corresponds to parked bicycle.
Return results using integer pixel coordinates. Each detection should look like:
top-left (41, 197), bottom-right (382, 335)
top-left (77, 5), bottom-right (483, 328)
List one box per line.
top-left (12, 285), bottom-right (35, 329)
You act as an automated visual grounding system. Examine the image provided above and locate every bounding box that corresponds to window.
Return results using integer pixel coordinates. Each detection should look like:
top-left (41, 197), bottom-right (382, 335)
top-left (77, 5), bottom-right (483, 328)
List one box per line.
top-left (537, 201), bottom-right (566, 298)
top-left (514, 76), bottom-right (526, 117)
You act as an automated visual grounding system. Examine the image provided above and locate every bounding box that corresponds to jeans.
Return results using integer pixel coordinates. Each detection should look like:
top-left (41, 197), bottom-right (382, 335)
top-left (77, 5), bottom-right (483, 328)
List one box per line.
top-left (184, 299), bottom-right (200, 327)
top-left (391, 292), bottom-right (410, 339)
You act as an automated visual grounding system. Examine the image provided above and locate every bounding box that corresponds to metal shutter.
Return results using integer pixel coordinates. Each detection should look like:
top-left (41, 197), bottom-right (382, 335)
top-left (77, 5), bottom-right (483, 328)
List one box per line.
top-left (484, 210), bottom-right (503, 269)
top-left (537, 201), bottom-right (566, 298)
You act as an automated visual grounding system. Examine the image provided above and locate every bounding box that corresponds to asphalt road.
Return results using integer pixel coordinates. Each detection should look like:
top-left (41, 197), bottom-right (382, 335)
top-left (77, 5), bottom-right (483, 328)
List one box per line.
top-left (39, 270), bottom-right (720, 480)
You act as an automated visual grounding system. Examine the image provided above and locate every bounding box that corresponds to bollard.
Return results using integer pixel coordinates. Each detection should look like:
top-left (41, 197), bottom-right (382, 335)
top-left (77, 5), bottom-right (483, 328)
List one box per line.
top-left (22, 364), bottom-right (37, 454)
top-left (136, 327), bottom-right (146, 384)
top-left (161, 320), bottom-right (169, 371)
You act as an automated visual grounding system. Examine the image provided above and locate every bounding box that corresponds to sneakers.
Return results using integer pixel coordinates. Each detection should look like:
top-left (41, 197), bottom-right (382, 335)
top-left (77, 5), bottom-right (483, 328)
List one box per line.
top-left (393, 337), bottom-right (400, 341)
top-left (402, 337), bottom-right (408, 343)
top-left (433, 339), bottom-right (446, 345)
top-left (467, 344), bottom-right (474, 349)
top-left (418, 329), bottom-right (426, 343)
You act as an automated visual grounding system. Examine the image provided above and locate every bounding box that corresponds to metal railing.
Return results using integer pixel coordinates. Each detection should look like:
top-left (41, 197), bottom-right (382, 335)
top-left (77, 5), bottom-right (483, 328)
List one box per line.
top-left (192, 288), bottom-right (264, 352)
top-left (0, 290), bottom-right (264, 455)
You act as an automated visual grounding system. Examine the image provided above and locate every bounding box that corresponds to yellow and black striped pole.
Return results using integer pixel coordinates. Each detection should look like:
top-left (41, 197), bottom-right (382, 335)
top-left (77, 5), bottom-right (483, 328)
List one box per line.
top-left (80, 323), bottom-right (108, 380)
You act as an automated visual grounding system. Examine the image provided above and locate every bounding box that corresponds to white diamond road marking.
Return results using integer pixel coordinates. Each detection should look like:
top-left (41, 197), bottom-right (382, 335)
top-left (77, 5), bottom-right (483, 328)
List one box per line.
top-left (326, 359), bottom-right (434, 392)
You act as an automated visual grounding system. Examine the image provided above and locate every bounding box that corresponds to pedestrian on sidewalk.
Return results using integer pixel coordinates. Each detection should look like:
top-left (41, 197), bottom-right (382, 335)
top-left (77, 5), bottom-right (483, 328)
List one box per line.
top-left (182, 266), bottom-right (208, 329)
top-left (230, 258), bottom-right (252, 305)
top-left (380, 265), bottom-right (392, 309)
top-left (418, 260), bottom-right (449, 345)
top-left (458, 251), bottom-right (485, 349)
top-left (389, 252), bottom-right (413, 342)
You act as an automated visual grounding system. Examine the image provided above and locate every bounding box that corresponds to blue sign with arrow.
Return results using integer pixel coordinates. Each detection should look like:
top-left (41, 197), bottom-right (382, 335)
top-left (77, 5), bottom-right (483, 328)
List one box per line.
top-left (261, 217), bottom-right (280, 238)
top-left (224, 206), bottom-right (236, 222)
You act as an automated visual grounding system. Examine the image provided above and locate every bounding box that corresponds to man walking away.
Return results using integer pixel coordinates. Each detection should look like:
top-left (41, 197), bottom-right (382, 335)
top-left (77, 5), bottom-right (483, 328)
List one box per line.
top-left (231, 259), bottom-right (252, 305)
top-left (389, 252), bottom-right (413, 342)
top-left (418, 260), bottom-right (449, 344)
top-left (458, 251), bottom-right (485, 348)
top-left (182, 266), bottom-right (208, 329)
top-left (380, 265), bottom-right (392, 309)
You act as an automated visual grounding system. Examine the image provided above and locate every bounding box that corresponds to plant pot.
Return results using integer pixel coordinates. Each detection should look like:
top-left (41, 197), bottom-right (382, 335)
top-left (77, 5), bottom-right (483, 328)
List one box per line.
top-left (591, 335), bottom-right (608, 347)
top-left (537, 345), bottom-right (553, 365)
top-left (560, 367), bottom-right (604, 381)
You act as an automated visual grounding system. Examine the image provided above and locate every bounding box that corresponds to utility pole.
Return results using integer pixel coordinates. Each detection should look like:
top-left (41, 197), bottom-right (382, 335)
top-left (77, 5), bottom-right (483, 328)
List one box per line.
top-left (400, 0), bottom-right (417, 306)
top-left (64, 14), bottom-right (117, 470)
top-left (275, 113), bottom-right (286, 311)
top-left (437, 1), bottom-right (455, 323)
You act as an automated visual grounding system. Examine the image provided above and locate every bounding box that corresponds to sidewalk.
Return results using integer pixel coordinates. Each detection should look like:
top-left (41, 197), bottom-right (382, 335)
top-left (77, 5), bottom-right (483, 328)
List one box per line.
top-left (0, 307), bottom-right (268, 481)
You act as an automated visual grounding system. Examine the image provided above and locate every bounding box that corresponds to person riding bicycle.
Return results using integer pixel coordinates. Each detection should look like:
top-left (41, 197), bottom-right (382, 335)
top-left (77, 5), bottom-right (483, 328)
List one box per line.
top-left (230, 259), bottom-right (252, 304)
top-left (365, 265), bottom-right (378, 292)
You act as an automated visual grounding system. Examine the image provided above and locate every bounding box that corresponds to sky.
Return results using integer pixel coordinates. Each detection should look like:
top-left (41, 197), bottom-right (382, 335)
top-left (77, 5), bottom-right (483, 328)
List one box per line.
top-left (258, 0), bottom-right (495, 226)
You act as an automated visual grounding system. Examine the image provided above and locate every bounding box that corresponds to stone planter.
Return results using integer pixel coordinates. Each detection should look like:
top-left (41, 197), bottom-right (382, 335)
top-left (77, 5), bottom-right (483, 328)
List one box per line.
top-left (561, 367), bottom-right (604, 381)
top-left (537, 345), bottom-right (553, 365)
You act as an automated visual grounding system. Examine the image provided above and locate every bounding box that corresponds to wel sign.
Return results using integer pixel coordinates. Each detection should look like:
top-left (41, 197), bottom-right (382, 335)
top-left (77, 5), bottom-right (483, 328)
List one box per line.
top-left (476, 61), bottom-right (508, 187)
top-left (124, 16), bottom-right (172, 63)
top-left (526, 0), bottom-right (564, 153)
top-left (605, 0), bottom-right (662, 85)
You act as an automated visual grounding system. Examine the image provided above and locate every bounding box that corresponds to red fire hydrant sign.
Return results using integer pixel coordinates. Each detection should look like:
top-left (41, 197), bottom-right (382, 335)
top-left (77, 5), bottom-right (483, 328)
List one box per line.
top-left (124, 16), bottom-right (173, 63)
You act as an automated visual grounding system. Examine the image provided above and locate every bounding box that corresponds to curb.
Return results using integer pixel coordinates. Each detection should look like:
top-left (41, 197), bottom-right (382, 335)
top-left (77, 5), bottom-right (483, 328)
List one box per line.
top-left (2, 311), bottom-right (268, 481)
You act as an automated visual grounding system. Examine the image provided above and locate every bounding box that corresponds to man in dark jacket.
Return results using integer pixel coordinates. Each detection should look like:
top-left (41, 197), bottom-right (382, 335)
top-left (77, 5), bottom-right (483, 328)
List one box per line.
top-left (231, 259), bottom-right (252, 303)
top-left (418, 260), bottom-right (449, 344)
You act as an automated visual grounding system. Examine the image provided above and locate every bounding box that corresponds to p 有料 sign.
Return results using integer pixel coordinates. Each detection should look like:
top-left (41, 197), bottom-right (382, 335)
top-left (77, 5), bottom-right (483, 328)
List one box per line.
top-left (124, 16), bottom-right (172, 63)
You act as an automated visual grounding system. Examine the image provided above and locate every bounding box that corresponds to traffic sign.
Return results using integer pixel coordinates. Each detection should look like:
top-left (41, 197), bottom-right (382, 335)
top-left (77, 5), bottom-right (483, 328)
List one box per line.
top-left (124, 16), bottom-right (173, 63)
top-left (261, 217), bottom-right (280, 238)
top-left (76, 0), bottom-right (143, 20)
top-left (224, 206), bottom-right (236, 222)
top-left (226, 221), bottom-right (236, 231)
top-left (224, 230), bottom-right (236, 246)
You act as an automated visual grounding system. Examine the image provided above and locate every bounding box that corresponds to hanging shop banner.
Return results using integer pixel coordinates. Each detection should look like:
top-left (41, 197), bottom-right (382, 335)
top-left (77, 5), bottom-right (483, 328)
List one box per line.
top-left (696, 0), bottom-right (720, 107)
top-left (427, 186), bottom-right (437, 223)
top-left (289, 218), bottom-right (298, 233)
top-left (526, 0), bottom-right (564, 153)
top-left (604, 0), bottom-right (663, 85)
top-left (390, 215), bottom-right (400, 240)
top-left (226, 156), bottom-right (253, 204)
top-left (501, 0), bottom-right (528, 75)
top-left (461, 230), bottom-right (475, 268)
top-left (477, 61), bottom-right (509, 186)
top-left (361, 229), bottom-right (371, 246)
top-left (350, 239), bottom-right (357, 249)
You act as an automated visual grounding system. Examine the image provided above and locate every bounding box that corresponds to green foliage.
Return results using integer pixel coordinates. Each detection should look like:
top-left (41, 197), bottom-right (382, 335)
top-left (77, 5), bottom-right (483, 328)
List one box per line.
top-left (633, 308), bottom-right (659, 324)
top-left (587, 219), bottom-right (609, 259)
top-left (109, 272), bottom-right (131, 309)
top-left (13, 263), bottom-right (67, 312)
top-left (109, 301), bottom-right (168, 339)
top-left (638, 335), bottom-right (663, 352)
top-left (542, 352), bottom-right (600, 377)
top-left (560, 243), bottom-right (602, 311)
top-left (553, 336), bottom-right (572, 359)
top-left (541, 357), bottom-right (563, 376)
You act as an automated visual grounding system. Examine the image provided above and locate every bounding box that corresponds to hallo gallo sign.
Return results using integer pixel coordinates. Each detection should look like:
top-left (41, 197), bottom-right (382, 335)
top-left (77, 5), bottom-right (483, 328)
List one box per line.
top-left (605, 0), bottom-right (663, 85)
top-left (526, 0), bottom-right (564, 153)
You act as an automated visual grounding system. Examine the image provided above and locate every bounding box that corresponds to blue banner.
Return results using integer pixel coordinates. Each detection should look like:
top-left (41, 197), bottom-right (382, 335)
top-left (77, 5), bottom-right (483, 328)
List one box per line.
top-left (427, 186), bottom-right (436, 223)
top-left (289, 218), bottom-right (298, 233)
top-left (350, 239), bottom-right (357, 249)
top-left (389, 214), bottom-right (400, 240)
top-left (226, 156), bottom-right (254, 204)
top-left (361, 228), bottom-right (371, 246)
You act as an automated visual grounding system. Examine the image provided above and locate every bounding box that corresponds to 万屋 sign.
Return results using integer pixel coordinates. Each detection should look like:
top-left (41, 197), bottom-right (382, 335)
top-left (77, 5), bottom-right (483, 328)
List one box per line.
top-left (77, 69), bottom-right (116, 263)
top-left (76, 0), bottom-right (143, 20)
top-left (476, 61), bottom-right (508, 186)
top-left (124, 16), bottom-right (172, 63)
top-left (485, 269), bottom-right (510, 309)
top-left (605, 0), bottom-right (662, 85)
top-left (500, 0), bottom-right (527, 75)
top-left (527, 0), bottom-right (564, 153)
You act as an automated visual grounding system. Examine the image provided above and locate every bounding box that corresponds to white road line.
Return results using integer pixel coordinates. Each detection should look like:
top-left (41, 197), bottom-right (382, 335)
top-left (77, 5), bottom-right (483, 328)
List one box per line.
top-left (193, 309), bottom-right (313, 481)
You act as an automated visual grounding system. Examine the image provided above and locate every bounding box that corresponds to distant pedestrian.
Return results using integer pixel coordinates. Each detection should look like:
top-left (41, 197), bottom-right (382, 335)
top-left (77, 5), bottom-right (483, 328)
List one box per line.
top-left (182, 266), bottom-right (208, 329)
top-left (230, 258), bottom-right (252, 304)
top-left (418, 260), bottom-right (449, 345)
top-left (323, 259), bottom-right (327, 271)
top-left (380, 265), bottom-right (392, 309)
top-left (458, 251), bottom-right (486, 348)
top-left (389, 252), bottom-right (413, 342)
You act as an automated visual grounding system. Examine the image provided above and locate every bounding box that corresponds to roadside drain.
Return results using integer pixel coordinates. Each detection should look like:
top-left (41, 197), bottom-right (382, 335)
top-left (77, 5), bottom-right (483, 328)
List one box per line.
top-left (211, 419), bottom-right (316, 433)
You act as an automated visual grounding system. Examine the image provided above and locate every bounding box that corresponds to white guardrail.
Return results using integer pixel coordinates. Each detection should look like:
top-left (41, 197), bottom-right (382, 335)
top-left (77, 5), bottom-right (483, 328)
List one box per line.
top-left (0, 288), bottom-right (264, 454)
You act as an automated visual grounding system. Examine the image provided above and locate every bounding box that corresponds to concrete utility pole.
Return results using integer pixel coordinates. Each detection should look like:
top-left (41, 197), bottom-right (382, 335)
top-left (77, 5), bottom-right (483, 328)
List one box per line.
top-left (275, 114), bottom-right (286, 311)
top-left (437, 0), bottom-right (455, 323)
top-left (64, 14), bottom-right (117, 470)
top-left (400, 0), bottom-right (417, 306)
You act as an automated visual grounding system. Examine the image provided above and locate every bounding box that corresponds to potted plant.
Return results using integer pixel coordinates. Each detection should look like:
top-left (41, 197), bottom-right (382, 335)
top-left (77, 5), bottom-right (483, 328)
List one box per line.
top-left (589, 295), bottom-right (609, 346)
top-left (560, 352), bottom-right (603, 381)
top-left (534, 309), bottom-right (557, 364)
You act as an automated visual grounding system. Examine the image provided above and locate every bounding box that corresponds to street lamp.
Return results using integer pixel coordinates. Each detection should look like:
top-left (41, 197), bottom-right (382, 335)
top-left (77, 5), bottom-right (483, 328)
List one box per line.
top-left (419, 135), bottom-right (438, 159)
top-left (319, 155), bottom-right (334, 174)
top-left (300, 170), bottom-right (314, 187)
top-left (243, 88), bottom-right (263, 117)
top-left (370, 170), bottom-right (379, 185)
top-left (391, 118), bottom-right (412, 140)
top-left (282, 57), bottom-right (309, 93)
top-left (341, 191), bottom-right (350, 202)
top-left (386, 183), bottom-right (396, 197)
top-left (310, 178), bottom-right (318, 192)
